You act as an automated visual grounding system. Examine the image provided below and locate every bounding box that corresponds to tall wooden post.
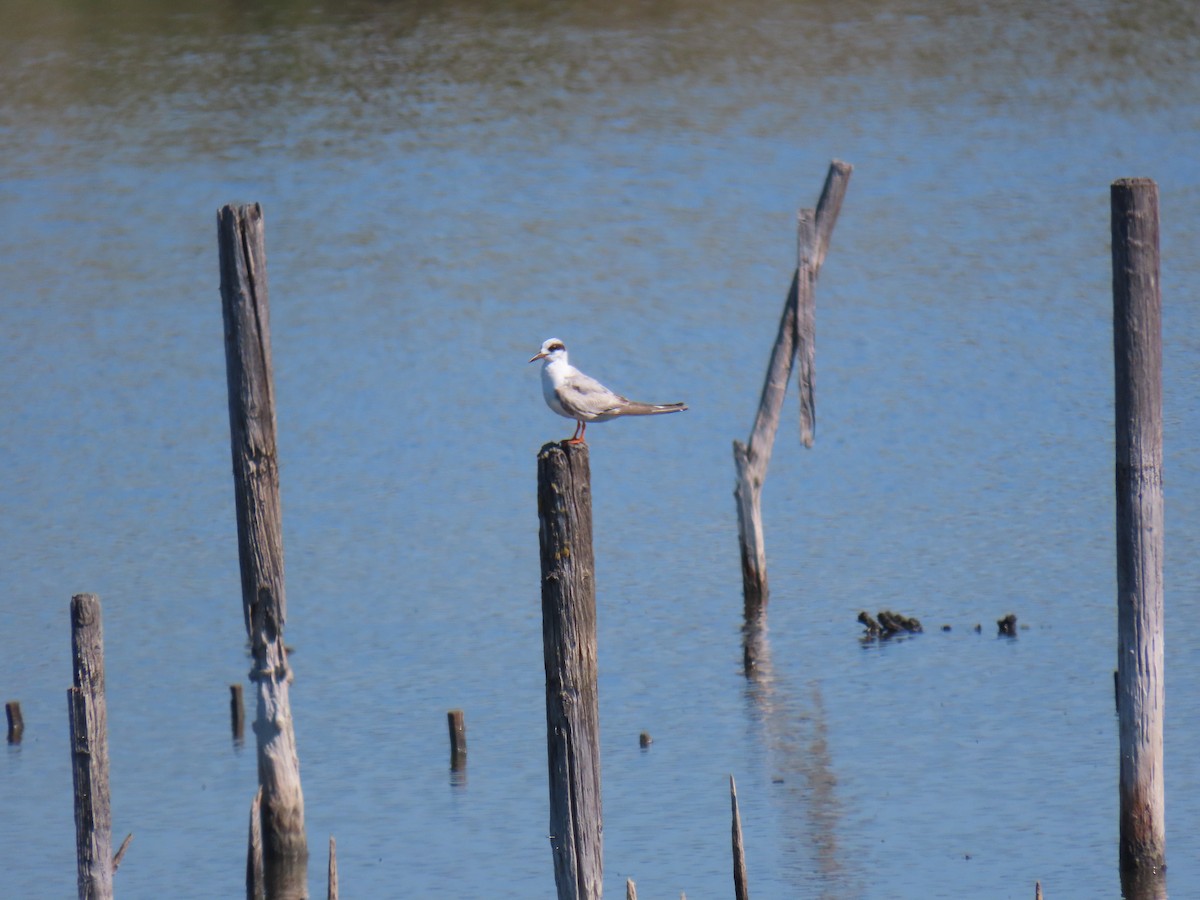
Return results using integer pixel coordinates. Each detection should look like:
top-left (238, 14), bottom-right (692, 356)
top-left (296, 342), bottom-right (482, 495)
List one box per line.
top-left (218, 202), bottom-right (309, 898)
top-left (1111, 178), bottom-right (1165, 876)
top-left (733, 161), bottom-right (852, 615)
top-left (68, 593), bottom-right (113, 900)
top-left (537, 441), bottom-right (603, 900)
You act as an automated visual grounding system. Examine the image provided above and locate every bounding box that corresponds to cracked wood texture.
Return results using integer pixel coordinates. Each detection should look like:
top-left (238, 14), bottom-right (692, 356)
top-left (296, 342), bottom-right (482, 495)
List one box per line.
top-left (537, 441), bottom-right (602, 900)
top-left (734, 160), bottom-right (852, 616)
top-left (69, 593), bottom-right (113, 900)
top-left (218, 202), bottom-right (309, 898)
top-left (1112, 178), bottom-right (1165, 877)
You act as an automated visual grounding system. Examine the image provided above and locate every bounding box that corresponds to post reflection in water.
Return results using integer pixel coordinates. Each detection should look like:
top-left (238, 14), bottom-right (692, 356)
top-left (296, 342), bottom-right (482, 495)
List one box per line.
top-left (743, 609), bottom-right (853, 899)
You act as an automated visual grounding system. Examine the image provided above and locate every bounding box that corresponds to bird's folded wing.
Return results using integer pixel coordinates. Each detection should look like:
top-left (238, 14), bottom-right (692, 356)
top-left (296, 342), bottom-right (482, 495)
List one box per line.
top-left (557, 374), bottom-right (626, 417)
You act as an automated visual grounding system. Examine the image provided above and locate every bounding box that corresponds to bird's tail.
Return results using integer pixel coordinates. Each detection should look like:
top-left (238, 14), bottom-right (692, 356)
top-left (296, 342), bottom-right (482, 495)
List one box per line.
top-left (618, 401), bottom-right (688, 416)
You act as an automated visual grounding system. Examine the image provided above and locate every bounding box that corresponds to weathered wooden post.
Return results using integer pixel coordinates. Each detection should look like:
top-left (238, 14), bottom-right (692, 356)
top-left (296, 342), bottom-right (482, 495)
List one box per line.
top-left (1111, 177), bottom-right (1165, 877)
top-left (326, 837), bottom-right (338, 900)
top-left (537, 441), bottom-right (603, 900)
top-left (67, 593), bottom-right (113, 900)
top-left (447, 708), bottom-right (467, 771)
top-left (733, 161), bottom-right (852, 615)
top-left (248, 787), bottom-right (266, 900)
top-left (218, 202), bottom-right (309, 898)
top-left (730, 775), bottom-right (749, 900)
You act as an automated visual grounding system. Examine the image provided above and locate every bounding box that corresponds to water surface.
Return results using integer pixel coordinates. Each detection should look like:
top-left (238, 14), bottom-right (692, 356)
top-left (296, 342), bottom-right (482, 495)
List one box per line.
top-left (2, 1), bottom-right (1199, 897)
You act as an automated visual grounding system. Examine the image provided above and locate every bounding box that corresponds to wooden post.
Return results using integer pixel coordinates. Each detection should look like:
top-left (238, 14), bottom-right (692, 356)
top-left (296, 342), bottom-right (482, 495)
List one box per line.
top-left (730, 775), bottom-right (749, 900)
top-left (537, 441), bottom-right (602, 900)
top-left (67, 593), bottom-right (114, 900)
top-left (231, 683), bottom-right (246, 742)
top-left (326, 837), bottom-right (338, 900)
top-left (795, 162), bottom-right (850, 447)
top-left (218, 202), bottom-right (309, 898)
top-left (625, 878), bottom-right (637, 900)
top-left (733, 161), bottom-right (852, 614)
top-left (1111, 178), bottom-right (1165, 875)
top-left (247, 787), bottom-right (265, 900)
top-left (447, 708), bottom-right (467, 772)
top-left (5, 700), bottom-right (23, 743)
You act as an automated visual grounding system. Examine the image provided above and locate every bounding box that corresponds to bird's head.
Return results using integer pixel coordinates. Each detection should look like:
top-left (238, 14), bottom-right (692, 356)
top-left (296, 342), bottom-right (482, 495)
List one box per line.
top-left (529, 338), bottom-right (568, 364)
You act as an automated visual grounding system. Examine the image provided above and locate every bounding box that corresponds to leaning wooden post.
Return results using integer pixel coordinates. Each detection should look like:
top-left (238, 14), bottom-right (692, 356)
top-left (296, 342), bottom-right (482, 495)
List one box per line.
top-left (733, 161), bottom-right (852, 615)
top-left (219, 202), bottom-right (309, 898)
top-left (67, 593), bottom-right (114, 900)
top-left (537, 441), bottom-right (603, 900)
top-left (1111, 177), bottom-right (1165, 875)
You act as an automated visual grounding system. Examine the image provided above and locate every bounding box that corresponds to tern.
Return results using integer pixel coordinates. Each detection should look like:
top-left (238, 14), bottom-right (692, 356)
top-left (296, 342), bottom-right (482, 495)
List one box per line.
top-left (529, 338), bottom-right (687, 444)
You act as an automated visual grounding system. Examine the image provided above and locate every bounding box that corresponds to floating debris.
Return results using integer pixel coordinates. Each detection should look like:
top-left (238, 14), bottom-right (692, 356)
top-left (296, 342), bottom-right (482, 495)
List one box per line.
top-left (857, 610), bottom-right (922, 639)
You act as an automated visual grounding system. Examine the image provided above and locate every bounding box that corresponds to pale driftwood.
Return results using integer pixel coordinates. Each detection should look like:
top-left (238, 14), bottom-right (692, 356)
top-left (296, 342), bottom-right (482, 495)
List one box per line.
top-left (730, 775), bottom-right (749, 900)
top-left (218, 203), bottom-right (309, 897)
top-left (327, 837), bottom-right (338, 900)
top-left (247, 787), bottom-right (265, 900)
top-left (733, 161), bottom-right (852, 612)
top-left (537, 441), bottom-right (603, 900)
top-left (795, 162), bottom-right (852, 446)
top-left (1111, 178), bottom-right (1165, 875)
top-left (68, 593), bottom-right (113, 900)
top-left (794, 211), bottom-right (818, 447)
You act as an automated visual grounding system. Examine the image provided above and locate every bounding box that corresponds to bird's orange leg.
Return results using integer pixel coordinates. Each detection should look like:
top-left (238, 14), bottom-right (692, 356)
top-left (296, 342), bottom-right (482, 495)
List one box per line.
top-left (567, 421), bottom-right (587, 444)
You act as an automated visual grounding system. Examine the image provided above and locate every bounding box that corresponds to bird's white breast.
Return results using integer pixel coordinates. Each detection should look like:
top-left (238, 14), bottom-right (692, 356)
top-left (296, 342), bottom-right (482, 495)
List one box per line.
top-left (541, 359), bottom-right (574, 419)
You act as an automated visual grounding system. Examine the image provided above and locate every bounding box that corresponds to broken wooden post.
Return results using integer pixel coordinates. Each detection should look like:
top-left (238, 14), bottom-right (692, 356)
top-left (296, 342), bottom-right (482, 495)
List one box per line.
top-left (733, 161), bottom-right (852, 614)
top-left (112, 833), bottom-right (134, 874)
top-left (1111, 177), bottom-right (1165, 876)
top-left (537, 441), bottom-right (602, 900)
top-left (68, 593), bottom-right (113, 900)
top-left (218, 202), bottom-right (309, 897)
top-left (230, 683), bottom-right (245, 743)
top-left (730, 775), bottom-right (749, 900)
top-left (6, 700), bottom-right (23, 743)
top-left (447, 708), bottom-right (467, 772)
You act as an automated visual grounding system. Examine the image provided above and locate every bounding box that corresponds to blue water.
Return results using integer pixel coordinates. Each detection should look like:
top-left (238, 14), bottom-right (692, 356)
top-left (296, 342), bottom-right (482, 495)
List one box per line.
top-left (2, 1), bottom-right (1199, 897)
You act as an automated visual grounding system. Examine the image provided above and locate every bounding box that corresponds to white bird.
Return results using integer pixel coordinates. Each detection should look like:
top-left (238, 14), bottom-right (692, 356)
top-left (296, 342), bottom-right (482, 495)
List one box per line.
top-left (528, 338), bottom-right (687, 444)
